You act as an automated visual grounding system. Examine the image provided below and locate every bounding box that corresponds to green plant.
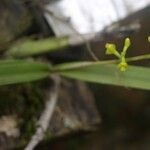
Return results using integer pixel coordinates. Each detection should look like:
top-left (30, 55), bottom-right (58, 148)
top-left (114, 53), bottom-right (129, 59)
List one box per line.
top-left (105, 38), bottom-right (130, 71)
top-left (106, 38), bottom-right (131, 71)
top-left (0, 36), bottom-right (150, 90)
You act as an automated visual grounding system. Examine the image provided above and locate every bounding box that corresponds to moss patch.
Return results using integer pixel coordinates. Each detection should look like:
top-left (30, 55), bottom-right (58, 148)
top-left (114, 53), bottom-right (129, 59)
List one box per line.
top-left (0, 79), bottom-right (51, 148)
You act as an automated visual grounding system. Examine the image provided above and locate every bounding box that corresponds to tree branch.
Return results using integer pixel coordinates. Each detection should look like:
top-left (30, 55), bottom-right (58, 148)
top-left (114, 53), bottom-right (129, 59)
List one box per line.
top-left (24, 75), bottom-right (60, 150)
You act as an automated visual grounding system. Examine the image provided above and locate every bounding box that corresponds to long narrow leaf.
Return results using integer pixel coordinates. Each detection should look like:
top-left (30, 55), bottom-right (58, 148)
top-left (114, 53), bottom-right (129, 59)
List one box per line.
top-left (6, 37), bottom-right (69, 57)
top-left (55, 62), bottom-right (150, 90)
top-left (0, 60), bottom-right (50, 85)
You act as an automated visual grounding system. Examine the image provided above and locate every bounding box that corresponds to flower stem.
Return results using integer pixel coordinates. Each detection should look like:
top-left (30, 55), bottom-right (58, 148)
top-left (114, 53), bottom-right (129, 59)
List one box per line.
top-left (53, 53), bottom-right (150, 71)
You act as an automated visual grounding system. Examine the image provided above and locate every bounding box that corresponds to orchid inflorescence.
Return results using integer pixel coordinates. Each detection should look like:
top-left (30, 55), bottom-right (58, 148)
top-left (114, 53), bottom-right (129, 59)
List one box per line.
top-left (105, 38), bottom-right (131, 71)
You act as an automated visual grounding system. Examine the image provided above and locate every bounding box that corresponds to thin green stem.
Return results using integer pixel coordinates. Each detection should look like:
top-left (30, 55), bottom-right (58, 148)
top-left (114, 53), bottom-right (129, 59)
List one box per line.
top-left (126, 54), bottom-right (150, 62)
top-left (53, 53), bottom-right (150, 71)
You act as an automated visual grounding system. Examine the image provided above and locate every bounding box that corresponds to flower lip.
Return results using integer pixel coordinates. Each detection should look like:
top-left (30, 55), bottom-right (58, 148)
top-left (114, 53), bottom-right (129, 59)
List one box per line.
top-left (118, 61), bottom-right (128, 72)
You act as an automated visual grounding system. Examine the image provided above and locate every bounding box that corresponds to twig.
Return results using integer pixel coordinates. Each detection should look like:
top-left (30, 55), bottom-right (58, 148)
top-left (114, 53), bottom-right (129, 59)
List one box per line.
top-left (24, 75), bottom-right (60, 150)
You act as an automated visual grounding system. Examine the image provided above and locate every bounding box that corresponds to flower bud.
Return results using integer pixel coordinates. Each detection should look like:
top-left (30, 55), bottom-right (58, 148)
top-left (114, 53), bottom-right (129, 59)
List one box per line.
top-left (124, 38), bottom-right (131, 48)
top-left (148, 36), bottom-right (150, 42)
top-left (105, 43), bottom-right (121, 58)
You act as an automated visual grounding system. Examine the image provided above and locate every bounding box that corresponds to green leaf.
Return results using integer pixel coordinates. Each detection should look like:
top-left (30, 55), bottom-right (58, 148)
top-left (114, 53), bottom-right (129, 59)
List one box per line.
top-left (54, 62), bottom-right (150, 90)
top-left (6, 37), bottom-right (69, 57)
top-left (0, 60), bottom-right (50, 85)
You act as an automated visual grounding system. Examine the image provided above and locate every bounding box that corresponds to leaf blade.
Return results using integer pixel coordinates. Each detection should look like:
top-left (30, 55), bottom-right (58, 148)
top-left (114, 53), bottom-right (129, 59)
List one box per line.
top-left (6, 37), bottom-right (69, 57)
top-left (56, 63), bottom-right (150, 90)
top-left (0, 60), bottom-right (50, 85)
